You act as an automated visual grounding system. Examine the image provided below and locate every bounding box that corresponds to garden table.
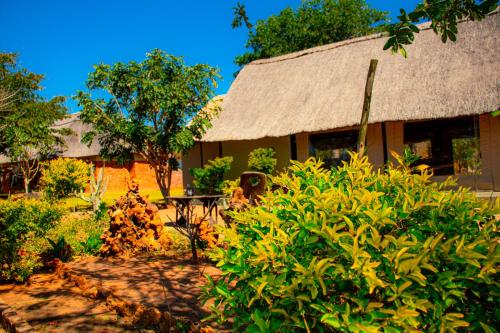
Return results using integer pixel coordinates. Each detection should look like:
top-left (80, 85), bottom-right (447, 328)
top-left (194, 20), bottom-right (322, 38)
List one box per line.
top-left (166, 195), bottom-right (226, 223)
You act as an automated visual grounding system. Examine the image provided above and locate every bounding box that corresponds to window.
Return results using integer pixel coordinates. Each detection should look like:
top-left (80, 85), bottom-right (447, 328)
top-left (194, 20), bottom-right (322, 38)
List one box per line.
top-left (309, 130), bottom-right (358, 169)
top-left (404, 116), bottom-right (481, 176)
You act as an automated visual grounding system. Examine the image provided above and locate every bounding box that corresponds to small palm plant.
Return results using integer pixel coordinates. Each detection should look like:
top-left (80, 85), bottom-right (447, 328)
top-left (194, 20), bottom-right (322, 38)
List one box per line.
top-left (80, 163), bottom-right (109, 213)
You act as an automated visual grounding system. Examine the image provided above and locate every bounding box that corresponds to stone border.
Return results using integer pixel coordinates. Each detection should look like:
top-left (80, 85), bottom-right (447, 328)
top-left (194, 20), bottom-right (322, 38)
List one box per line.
top-left (0, 298), bottom-right (35, 333)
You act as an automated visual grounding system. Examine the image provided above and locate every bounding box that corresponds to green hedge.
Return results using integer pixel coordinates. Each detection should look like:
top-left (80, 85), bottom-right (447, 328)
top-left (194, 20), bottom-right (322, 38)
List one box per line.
top-left (41, 157), bottom-right (89, 200)
top-left (203, 153), bottom-right (498, 332)
top-left (190, 156), bottom-right (233, 194)
top-left (0, 199), bottom-right (62, 281)
top-left (248, 147), bottom-right (277, 174)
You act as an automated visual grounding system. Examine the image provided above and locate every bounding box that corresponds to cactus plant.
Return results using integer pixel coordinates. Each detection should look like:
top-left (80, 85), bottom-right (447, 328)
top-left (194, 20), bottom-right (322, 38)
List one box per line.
top-left (80, 163), bottom-right (108, 213)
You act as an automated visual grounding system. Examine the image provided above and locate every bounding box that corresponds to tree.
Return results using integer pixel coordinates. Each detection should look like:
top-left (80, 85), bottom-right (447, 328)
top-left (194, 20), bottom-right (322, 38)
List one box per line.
top-left (0, 87), bottom-right (17, 113)
top-left (75, 49), bottom-right (220, 200)
top-left (233, 0), bottom-right (387, 67)
top-left (40, 157), bottom-right (90, 200)
top-left (232, 1), bottom-right (498, 61)
top-left (385, 0), bottom-right (498, 57)
top-left (0, 53), bottom-right (69, 193)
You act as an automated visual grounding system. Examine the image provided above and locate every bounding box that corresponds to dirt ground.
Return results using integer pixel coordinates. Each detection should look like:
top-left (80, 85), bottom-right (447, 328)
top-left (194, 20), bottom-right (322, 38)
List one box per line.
top-left (0, 255), bottom-right (221, 332)
top-left (66, 255), bottom-right (221, 320)
top-left (0, 206), bottom-right (224, 332)
top-left (0, 274), bottom-right (136, 332)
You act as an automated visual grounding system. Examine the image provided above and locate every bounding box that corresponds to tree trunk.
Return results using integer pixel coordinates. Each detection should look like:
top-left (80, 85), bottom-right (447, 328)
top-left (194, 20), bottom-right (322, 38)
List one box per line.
top-left (153, 162), bottom-right (172, 204)
top-left (357, 59), bottom-right (378, 158)
top-left (190, 237), bottom-right (198, 261)
top-left (21, 161), bottom-right (30, 193)
top-left (166, 164), bottom-right (172, 197)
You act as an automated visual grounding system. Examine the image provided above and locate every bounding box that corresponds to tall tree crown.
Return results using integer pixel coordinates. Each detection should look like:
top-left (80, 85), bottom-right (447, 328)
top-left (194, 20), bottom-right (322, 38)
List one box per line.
top-left (234, 0), bottom-right (388, 67)
top-left (76, 49), bottom-right (220, 163)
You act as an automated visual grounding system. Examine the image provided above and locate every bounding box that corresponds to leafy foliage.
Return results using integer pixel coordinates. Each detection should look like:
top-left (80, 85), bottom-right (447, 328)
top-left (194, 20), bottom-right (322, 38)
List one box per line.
top-left (190, 157), bottom-right (233, 195)
top-left (233, 0), bottom-right (387, 67)
top-left (0, 199), bottom-right (62, 281)
top-left (222, 178), bottom-right (241, 197)
top-left (75, 49), bottom-right (220, 200)
top-left (203, 154), bottom-right (498, 332)
top-left (41, 157), bottom-right (90, 200)
top-left (0, 53), bottom-right (70, 192)
top-left (232, 1), bottom-right (498, 61)
top-left (248, 147), bottom-right (277, 175)
top-left (80, 232), bottom-right (103, 255)
top-left (232, 1), bottom-right (253, 29)
top-left (452, 137), bottom-right (482, 176)
top-left (46, 211), bottom-right (109, 255)
top-left (46, 236), bottom-right (73, 262)
top-left (385, 0), bottom-right (498, 57)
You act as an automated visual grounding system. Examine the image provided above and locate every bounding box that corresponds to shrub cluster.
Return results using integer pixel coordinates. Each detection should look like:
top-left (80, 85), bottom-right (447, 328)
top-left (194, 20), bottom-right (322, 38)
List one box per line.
top-left (190, 156), bottom-right (233, 194)
top-left (248, 147), bottom-right (277, 174)
top-left (41, 157), bottom-right (90, 200)
top-left (0, 199), bottom-right (62, 281)
top-left (46, 211), bottom-right (109, 256)
top-left (203, 154), bottom-right (498, 332)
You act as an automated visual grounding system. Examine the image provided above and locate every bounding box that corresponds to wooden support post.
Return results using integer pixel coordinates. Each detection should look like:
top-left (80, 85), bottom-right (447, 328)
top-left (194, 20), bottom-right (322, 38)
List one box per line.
top-left (357, 59), bottom-right (378, 157)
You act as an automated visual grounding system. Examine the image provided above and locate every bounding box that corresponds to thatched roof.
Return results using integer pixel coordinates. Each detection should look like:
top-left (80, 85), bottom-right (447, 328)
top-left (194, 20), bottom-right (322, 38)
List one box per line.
top-left (0, 113), bottom-right (100, 165)
top-left (52, 112), bottom-right (101, 158)
top-left (202, 13), bottom-right (499, 142)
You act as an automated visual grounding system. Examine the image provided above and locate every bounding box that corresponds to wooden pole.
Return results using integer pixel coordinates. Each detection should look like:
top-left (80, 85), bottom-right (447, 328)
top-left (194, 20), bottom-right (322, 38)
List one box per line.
top-left (357, 59), bottom-right (378, 157)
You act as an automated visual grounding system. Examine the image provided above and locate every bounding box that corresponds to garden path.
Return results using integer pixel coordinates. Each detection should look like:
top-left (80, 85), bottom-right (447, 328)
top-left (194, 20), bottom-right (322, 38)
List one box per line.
top-left (1, 255), bottom-right (221, 332)
top-left (66, 255), bottom-right (221, 321)
top-left (0, 273), bottom-right (136, 332)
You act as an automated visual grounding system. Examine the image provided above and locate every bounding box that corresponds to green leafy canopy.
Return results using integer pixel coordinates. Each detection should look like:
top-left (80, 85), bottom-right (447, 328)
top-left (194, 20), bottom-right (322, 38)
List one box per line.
top-left (74, 49), bottom-right (220, 198)
top-left (0, 53), bottom-right (69, 161)
top-left (234, 0), bottom-right (388, 67)
top-left (385, 0), bottom-right (498, 57)
top-left (232, 1), bottom-right (498, 63)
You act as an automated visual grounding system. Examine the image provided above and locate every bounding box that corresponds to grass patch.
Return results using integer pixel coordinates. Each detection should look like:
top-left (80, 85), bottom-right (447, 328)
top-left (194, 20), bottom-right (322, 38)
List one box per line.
top-left (59, 188), bottom-right (183, 211)
top-left (45, 212), bottom-right (110, 255)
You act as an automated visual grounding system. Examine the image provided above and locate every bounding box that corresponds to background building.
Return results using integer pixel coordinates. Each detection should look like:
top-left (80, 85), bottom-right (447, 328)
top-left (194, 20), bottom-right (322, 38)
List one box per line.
top-left (183, 13), bottom-right (500, 191)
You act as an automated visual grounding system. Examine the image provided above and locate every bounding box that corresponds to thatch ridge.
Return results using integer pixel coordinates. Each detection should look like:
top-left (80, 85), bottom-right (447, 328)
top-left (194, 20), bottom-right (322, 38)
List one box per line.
top-left (202, 13), bottom-right (499, 142)
top-left (0, 113), bottom-right (100, 164)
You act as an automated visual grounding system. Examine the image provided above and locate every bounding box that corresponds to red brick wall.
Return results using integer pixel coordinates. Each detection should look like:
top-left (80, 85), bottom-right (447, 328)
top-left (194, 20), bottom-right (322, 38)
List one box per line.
top-left (93, 161), bottom-right (133, 193)
top-left (130, 161), bottom-right (158, 190)
top-left (0, 158), bottom-right (183, 194)
top-left (96, 160), bottom-right (183, 193)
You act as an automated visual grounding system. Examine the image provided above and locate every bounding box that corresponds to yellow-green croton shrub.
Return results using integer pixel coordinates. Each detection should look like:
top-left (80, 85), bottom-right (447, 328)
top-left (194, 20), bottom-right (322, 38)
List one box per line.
top-left (203, 154), bottom-right (498, 333)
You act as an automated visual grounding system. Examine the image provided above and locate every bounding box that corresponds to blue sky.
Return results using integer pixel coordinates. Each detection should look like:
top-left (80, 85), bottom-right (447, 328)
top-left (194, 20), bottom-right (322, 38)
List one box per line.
top-left (1, 0), bottom-right (421, 113)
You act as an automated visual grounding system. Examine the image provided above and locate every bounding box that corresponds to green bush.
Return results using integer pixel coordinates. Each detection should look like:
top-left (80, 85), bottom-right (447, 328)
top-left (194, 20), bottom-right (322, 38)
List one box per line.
top-left (46, 211), bottom-right (109, 255)
top-left (80, 232), bottom-right (103, 255)
top-left (221, 178), bottom-right (241, 197)
top-left (0, 199), bottom-right (62, 281)
top-left (190, 156), bottom-right (233, 194)
top-left (41, 157), bottom-right (90, 200)
top-left (203, 154), bottom-right (498, 332)
top-left (46, 236), bottom-right (74, 262)
top-left (248, 147), bottom-right (277, 174)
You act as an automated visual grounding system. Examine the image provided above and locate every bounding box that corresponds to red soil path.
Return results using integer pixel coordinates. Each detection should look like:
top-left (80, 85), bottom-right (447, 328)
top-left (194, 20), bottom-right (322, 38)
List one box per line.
top-left (0, 274), bottom-right (135, 332)
top-left (0, 255), bottom-right (221, 332)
